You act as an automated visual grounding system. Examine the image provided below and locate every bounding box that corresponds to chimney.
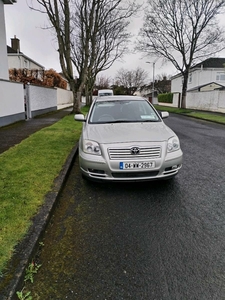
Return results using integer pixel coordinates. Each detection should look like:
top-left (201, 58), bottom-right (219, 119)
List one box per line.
top-left (11, 35), bottom-right (20, 52)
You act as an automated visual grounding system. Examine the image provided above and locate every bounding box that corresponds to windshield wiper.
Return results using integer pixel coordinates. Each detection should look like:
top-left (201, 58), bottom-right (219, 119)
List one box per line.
top-left (111, 120), bottom-right (135, 123)
top-left (141, 119), bottom-right (160, 122)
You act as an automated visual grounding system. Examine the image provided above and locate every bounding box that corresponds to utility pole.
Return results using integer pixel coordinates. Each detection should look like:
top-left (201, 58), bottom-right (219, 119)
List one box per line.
top-left (146, 61), bottom-right (155, 103)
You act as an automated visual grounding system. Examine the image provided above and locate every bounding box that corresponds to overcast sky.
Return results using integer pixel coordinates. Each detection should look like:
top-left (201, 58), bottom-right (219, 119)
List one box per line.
top-left (4, 1), bottom-right (225, 83)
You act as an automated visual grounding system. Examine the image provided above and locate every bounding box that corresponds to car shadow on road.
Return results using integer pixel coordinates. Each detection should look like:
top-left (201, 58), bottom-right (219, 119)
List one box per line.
top-left (84, 176), bottom-right (179, 191)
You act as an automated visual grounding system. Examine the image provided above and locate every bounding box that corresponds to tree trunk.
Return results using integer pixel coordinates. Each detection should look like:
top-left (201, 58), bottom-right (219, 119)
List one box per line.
top-left (68, 79), bottom-right (81, 113)
top-left (85, 85), bottom-right (90, 106)
top-left (181, 72), bottom-right (188, 109)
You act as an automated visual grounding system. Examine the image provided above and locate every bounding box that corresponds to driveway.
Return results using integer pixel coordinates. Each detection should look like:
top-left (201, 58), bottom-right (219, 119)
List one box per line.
top-left (27, 114), bottom-right (225, 299)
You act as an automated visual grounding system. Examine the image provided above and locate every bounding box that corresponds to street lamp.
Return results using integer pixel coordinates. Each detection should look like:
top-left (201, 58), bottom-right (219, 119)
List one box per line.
top-left (146, 61), bottom-right (155, 103)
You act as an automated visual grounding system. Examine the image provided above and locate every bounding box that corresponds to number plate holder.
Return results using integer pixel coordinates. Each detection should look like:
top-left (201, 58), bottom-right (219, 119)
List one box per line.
top-left (119, 161), bottom-right (155, 169)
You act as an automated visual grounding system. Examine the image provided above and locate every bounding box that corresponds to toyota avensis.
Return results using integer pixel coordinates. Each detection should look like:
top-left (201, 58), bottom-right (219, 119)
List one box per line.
top-left (75, 95), bottom-right (183, 182)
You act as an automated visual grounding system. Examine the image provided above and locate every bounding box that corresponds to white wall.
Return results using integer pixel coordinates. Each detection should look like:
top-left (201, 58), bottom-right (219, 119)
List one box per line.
top-left (186, 90), bottom-right (225, 113)
top-left (169, 90), bottom-right (225, 113)
top-left (57, 88), bottom-right (73, 106)
top-left (27, 85), bottom-right (57, 118)
top-left (0, 1), bottom-right (9, 80)
top-left (0, 82), bottom-right (73, 127)
top-left (171, 76), bottom-right (182, 93)
top-left (0, 80), bottom-right (24, 126)
top-left (171, 93), bottom-right (180, 107)
top-left (218, 92), bottom-right (225, 111)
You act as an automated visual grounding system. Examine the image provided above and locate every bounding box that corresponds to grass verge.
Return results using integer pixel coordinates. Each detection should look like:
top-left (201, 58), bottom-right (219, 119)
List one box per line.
top-left (154, 105), bottom-right (225, 125)
top-left (0, 107), bottom-right (88, 273)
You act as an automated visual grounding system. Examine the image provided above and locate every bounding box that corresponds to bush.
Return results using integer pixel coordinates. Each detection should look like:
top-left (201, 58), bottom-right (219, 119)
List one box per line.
top-left (9, 68), bottom-right (67, 89)
top-left (158, 92), bottom-right (173, 103)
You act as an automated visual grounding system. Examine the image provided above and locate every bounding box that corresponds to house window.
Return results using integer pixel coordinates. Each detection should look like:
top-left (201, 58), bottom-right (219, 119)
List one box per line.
top-left (24, 60), bottom-right (28, 68)
top-left (216, 73), bottom-right (225, 81)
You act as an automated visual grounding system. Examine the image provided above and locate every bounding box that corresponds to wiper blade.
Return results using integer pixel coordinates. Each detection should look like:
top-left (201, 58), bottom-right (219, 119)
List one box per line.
top-left (111, 120), bottom-right (134, 123)
top-left (94, 120), bottom-right (159, 124)
top-left (141, 119), bottom-right (159, 122)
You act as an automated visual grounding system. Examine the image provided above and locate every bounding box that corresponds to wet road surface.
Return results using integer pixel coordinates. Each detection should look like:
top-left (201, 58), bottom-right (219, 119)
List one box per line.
top-left (28, 114), bottom-right (225, 299)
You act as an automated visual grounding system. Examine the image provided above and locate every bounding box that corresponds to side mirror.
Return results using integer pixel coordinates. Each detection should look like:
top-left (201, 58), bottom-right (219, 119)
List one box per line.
top-left (74, 114), bottom-right (86, 122)
top-left (161, 111), bottom-right (169, 119)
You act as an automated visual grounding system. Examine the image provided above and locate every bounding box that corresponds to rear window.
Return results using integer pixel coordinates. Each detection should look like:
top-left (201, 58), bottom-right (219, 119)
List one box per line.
top-left (98, 92), bottom-right (113, 96)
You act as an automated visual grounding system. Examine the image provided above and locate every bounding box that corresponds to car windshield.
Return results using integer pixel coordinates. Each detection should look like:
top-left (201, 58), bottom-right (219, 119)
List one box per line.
top-left (89, 100), bottom-right (161, 124)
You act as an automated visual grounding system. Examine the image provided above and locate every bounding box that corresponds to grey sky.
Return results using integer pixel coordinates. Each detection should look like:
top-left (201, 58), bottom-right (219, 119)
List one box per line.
top-left (4, 0), bottom-right (225, 83)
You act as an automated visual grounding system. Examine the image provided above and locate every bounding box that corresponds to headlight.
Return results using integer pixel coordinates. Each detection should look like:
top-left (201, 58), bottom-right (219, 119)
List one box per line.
top-left (167, 137), bottom-right (180, 152)
top-left (82, 140), bottom-right (101, 155)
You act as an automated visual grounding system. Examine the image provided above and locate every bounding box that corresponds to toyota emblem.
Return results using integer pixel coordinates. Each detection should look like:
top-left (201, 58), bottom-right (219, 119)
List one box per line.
top-left (130, 147), bottom-right (140, 155)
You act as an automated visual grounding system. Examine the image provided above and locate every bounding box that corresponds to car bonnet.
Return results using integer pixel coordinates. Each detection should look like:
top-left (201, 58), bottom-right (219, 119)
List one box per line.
top-left (84, 122), bottom-right (175, 144)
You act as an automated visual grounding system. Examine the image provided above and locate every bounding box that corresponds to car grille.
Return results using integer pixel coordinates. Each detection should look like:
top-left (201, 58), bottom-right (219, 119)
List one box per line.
top-left (112, 171), bottom-right (159, 178)
top-left (108, 146), bottom-right (161, 160)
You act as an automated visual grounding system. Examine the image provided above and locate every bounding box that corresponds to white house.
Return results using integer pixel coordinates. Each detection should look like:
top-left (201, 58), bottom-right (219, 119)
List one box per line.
top-left (0, 0), bottom-right (25, 128)
top-left (7, 36), bottom-right (45, 72)
top-left (0, 0), bottom-right (17, 79)
top-left (171, 57), bottom-right (225, 93)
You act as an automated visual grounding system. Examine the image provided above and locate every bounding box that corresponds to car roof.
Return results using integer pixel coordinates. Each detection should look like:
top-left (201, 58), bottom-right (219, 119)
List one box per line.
top-left (95, 95), bottom-right (146, 102)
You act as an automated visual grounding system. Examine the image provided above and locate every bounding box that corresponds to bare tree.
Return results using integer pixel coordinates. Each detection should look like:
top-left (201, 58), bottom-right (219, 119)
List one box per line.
top-left (115, 67), bottom-right (148, 94)
top-left (29, 0), bottom-right (140, 108)
top-left (71, 0), bottom-right (141, 104)
top-left (95, 75), bottom-right (111, 89)
top-left (137, 0), bottom-right (225, 108)
top-left (31, 0), bottom-right (80, 113)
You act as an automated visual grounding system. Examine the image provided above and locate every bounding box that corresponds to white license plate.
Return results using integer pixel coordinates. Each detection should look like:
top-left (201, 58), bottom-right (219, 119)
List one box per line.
top-left (119, 161), bottom-right (155, 169)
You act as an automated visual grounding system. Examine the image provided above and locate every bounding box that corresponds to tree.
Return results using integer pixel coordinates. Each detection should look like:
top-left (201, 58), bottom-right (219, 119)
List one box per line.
top-left (95, 75), bottom-right (111, 89)
top-left (31, 0), bottom-right (80, 112)
top-left (140, 74), bottom-right (171, 96)
top-left (137, 0), bottom-right (225, 108)
top-left (30, 0), bottom-right (140, 108)
top-left (92, 75), bottom-right (111, 96)
top-left (115, 67), bottom-right (148, 94)
top-left (71, 0), bottom-right (141, 104)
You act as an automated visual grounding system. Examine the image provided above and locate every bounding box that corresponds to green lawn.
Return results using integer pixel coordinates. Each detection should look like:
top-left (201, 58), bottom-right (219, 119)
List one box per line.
top-left (0, 107), bottom-right (88, 273)
top-left (155, 104), bottom-right (225, 125)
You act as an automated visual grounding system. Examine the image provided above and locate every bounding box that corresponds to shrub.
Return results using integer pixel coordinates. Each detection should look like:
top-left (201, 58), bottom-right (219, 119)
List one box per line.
top-left (158, 92), bottom-right (173, 103)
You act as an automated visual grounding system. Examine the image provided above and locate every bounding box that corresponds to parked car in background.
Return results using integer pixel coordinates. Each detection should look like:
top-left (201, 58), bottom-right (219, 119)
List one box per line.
top-left (75, 95), bottom-right (183, 182)
top-left (97, 89), bottom-right (114, 97)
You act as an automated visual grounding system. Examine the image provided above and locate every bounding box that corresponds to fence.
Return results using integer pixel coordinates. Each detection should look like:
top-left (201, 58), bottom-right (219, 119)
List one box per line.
top-left (171, 90), bottom-right (225, 113)
top-left (186, 90), bottom-right (225, 113)
top-left (0, 80), bottom-right (73, 127)
top-left (25, 84), bottom-right (57, 118)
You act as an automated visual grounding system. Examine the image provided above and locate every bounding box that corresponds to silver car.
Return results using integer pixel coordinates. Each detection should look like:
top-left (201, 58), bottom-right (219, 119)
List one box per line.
top-left (75, 95), bottom-right (183, 182)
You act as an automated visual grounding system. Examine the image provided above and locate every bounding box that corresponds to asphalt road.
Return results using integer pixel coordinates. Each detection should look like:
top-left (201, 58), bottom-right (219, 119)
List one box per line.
top-left (27, 114), bottom-right (225, 300)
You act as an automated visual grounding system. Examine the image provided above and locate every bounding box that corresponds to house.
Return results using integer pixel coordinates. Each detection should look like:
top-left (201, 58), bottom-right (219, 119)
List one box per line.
top-left (171, 57), bottom-right (225, 94)
top-left (134, 76), bottom-right (171, 104)
top-left (0, 0), bottom-right (17, 80)
top-left (0, 0), bottom-right (25, 128)
top-left (188, 82), bottom-right (225, 92)
top-left (7, 36), bottom-right (45, 73)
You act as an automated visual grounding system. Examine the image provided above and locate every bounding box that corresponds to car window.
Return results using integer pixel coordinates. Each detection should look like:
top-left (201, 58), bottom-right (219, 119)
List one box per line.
top-left (89, 100), bottom-right (160, 123)
top-left (99, 93), bottom-right (113, 96)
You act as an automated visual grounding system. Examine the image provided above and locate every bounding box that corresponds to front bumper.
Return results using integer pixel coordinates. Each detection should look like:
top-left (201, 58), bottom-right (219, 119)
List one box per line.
top-left (78, 147), bottom-right (183, 182)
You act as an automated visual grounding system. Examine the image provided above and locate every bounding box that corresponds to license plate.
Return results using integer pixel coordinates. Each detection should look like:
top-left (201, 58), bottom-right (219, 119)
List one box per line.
top-left (119, 161), bottom-right (155, 169)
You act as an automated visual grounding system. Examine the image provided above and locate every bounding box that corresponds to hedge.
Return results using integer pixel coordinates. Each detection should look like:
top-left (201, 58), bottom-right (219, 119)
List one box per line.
top-left (158, 92), bottom-right (173, 103)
